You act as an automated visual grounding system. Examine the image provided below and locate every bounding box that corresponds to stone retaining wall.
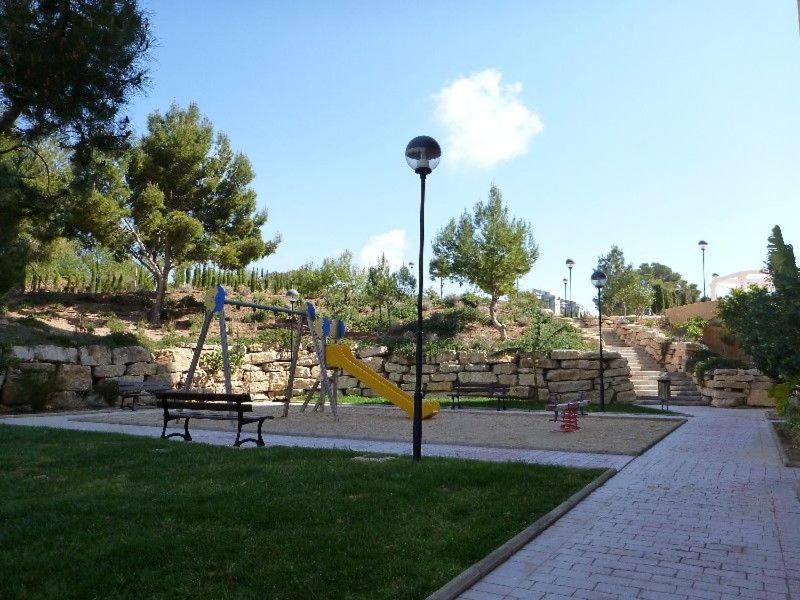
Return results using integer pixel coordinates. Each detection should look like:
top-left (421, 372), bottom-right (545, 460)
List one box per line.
top-left (0, 342), bottom-right (637, 412)
top-left (607, 317), bottom-right (702, 372)
top-left (697, 368), bottom-right (774, 408)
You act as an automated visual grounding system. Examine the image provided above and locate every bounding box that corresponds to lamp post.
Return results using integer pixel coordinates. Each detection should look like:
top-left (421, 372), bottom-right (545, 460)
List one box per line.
top-left (562, 278), bottom-right (568, 316)
top-left (286, 288), bottom-right (299, 312)
top-left (591, 270), bottom-right (608, 411)
top-left (405, 135), bottom-right (441, 462)
top-left (698, 240), bottom-right (708, 301)
top-left (565, 259), bottom-right (575, 317)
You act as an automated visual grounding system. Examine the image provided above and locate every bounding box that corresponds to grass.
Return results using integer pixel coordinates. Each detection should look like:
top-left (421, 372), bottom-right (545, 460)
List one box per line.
top-left (338, 395), bottom-right (680, 415)
top-left (0, 425), bottom-right (602, 599)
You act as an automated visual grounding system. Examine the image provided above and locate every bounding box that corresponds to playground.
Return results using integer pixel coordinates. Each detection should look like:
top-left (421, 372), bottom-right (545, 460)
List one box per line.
top-left (78, 404), bottom-right (682, 456)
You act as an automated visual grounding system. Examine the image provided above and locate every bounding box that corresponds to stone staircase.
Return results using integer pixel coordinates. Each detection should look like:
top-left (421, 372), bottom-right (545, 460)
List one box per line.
top-left (577, 319), bottom-right (705, 406)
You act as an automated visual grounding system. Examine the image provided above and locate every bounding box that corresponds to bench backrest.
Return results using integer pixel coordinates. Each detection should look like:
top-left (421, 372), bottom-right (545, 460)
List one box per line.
top-left (454, 382), bottom-right (509, 395)
top-left (118, 381), bottom-right (171, 393)
top-left (154, 390), bottom-right (253, 412)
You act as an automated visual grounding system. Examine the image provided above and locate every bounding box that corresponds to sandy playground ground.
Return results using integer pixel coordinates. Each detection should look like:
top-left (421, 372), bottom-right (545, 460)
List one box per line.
top-left (77, 404), bottom-right (685, 455)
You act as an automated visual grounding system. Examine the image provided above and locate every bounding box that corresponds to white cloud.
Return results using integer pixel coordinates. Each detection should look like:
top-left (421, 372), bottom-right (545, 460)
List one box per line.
top-left (358, 229), bottom-right (407, 269)
top-left (434, 69), bottom-right (543, 168)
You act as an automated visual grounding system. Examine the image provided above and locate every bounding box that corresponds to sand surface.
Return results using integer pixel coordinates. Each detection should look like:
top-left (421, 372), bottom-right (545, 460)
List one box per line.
top-left (77, 405), bottom-right (683, 455)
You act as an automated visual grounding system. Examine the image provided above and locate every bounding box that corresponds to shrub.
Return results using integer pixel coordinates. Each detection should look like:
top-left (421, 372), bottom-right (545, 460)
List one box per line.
top-left (15, 370), bottom-right (62, 411)
top-left (105, 316), bottom-right (126, 334)
top-left (397, 307), bottom-right (483, 339)
top-left (460, 292), bottom-right (482, 308)
top-left (94, 380), bottom-right (120, 406)
top-left (441, 294), bottom-right (459, 308)
top-left (255, 328), bottom-right (294, 352)
top-left (0, 341), bottom-right (19, 375)
top-left (678, 316), bottom-right (706, 341)
top-left (200, 350), bottom-right (224, 376)
top-left (685, 347), bottom-right (716, 373)
top-left (694, 356), bottom-right (748, 381)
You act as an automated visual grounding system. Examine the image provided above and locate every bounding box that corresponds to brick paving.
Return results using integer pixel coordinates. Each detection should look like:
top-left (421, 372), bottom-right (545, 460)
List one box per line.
top-left (460, 407), bottom-right (800, 599)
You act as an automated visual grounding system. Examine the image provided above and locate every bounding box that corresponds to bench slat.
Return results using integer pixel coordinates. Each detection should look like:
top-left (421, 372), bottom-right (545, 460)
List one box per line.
top-left (165, 401), bottom-right (252, 412)
top-left (154, 390), bottom-right (251, 403)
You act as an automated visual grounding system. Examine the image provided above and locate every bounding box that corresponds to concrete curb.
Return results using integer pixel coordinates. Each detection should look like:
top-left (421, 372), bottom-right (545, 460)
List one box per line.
top-left (426, 467), bottom-right (617, 600)
top-left (768, 420), bottom-right (793, 467)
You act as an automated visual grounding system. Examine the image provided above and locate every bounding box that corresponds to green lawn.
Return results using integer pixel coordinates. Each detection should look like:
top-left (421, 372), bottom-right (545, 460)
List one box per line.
top-left (0, 425), bottom-right (602, 599)
top-left (338, 394), bottom-right (678, 415)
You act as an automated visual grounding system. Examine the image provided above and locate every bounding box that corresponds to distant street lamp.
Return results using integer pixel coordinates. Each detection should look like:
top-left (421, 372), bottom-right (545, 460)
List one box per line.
top-left (698, 240), bottom-right (708, 300)
top-left (591, 270), bottom-right (608, 412)
top-left (562, 278), bottom-right (568, 316)
top-left (565, 258), bottom-right (575, 317)
top-left (405, 135), bottom-right (441, 462)
top-left (286, 288), bottom-right (299, 312)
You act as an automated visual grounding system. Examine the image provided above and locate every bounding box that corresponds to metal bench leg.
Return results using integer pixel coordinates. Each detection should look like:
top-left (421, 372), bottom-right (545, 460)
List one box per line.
top-left (234, 421), bottom-right (243, 447)
top-left (256, 418), bottom-right (266, 447)
top-left (183, 418), bottom-right (192, 441)
top-left (161, 418), bottom-right (168, 439)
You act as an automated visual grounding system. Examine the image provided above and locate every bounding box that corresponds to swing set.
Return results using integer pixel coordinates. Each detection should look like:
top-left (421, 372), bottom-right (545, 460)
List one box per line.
top-left (185, 285), bottom-right (440, 420)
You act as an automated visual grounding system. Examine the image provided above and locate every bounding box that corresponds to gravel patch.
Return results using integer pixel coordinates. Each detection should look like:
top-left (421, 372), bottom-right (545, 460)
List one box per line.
top-left (76, 405), bottom-right (683, 455)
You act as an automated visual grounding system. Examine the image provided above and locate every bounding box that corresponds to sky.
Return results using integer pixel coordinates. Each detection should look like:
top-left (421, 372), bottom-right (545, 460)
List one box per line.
top-left (128, 1), bottom-right (800, 310)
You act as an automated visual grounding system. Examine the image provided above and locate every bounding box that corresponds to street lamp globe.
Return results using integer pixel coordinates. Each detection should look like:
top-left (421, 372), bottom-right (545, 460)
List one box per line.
top-left (591, 270), bottom-right (608, 289)
top-left (405, 136), bottom-right (441, 175)
top-left (698, 240), bottom-right (708, 251)
top-left (566, 258), bottom-right (575, 269)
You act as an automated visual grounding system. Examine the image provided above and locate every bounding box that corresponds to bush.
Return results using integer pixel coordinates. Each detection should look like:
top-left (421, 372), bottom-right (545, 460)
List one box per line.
top-left (255, 328), bottom-right (294, 352)
top-left (693, 356), bottom-right (748, 381)
top-left (677, 316), bottom-right (706, 341)
top-left (460, 292), bottom-right (482, 308)
top-left (105, 316), bottom-right (126, 334)
top-left (685, 348), bottom-right (716, 373)
top-left (441, 294), bottom-right (459, 308)
top-left (94, 380), bottom-right (120, 406)
top-left (0, 341), bottom-right (19, 375)
top-left (397, 307), bottom-right (483, 339)
top-left (15, 370), bottom-right (62, 411)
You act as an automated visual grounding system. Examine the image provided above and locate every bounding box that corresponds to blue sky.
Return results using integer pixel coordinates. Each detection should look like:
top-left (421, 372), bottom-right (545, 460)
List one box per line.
top-left (129, 1), bottom-right (800, 310)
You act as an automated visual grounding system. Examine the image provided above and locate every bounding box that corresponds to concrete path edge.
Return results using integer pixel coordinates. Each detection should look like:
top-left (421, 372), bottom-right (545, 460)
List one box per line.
top-left (769, 419), bottom-right (794, 467)
top-left (425, 467), bottom-right (617, 600)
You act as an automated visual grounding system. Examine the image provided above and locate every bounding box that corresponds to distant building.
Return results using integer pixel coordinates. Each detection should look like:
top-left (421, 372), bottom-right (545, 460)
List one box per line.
top-left (530, 289), bottom-right (585, 317)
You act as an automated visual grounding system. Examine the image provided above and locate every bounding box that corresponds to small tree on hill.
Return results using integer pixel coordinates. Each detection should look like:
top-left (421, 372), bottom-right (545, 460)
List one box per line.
top-left (432, 184), bottom-right (538, 340)
top-left (595, 246), bottom-right (653, 315)
top-left (80, 103), bottom-right (279, 324)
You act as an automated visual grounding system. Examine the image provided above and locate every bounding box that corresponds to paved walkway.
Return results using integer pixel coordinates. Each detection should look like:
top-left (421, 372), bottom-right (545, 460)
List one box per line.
top-left (0, 410), bottom-right (633, 470)
top-left (461, 406), bottom-right (800, 600)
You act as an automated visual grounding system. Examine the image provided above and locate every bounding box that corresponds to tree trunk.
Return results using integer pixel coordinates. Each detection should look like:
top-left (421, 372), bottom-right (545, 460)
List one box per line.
top-left (150, 273), bottom-right (167, 326)
top-left (489, 293), bottom-right (507, 340)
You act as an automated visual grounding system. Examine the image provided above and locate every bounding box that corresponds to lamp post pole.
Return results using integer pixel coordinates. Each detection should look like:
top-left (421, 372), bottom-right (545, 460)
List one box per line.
top-left (591, 270), bottom-right (608, 412)
top-left (566, 259), bottom-right (575, 317)
top-left (406, 136), bottom-right (441, 462)
top-left (699, 240), bottom-right (708, 300)
top-left (562, 278), bottom-right (568, 316)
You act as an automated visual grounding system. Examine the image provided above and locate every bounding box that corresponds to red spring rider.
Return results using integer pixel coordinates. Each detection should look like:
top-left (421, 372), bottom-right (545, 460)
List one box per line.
top-left (560, 403), bottom-right (580, 432)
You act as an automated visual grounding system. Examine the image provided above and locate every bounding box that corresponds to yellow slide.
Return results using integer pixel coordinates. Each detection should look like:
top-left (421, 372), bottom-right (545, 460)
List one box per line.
top-left (325, 344), bottom-right (440, 419)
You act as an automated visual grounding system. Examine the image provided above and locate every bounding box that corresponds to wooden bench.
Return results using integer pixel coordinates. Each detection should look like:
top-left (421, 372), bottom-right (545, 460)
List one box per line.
top-left (153, 390), bottom-right (273, 447)
top-left (449, 382), bottom-right (510, 411)
top-left (117, 380), bottom-right (172, 411)
top-left (546, 391), bottom-right (590, 422)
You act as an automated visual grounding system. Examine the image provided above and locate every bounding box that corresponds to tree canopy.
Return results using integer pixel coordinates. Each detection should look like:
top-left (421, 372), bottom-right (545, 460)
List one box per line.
top-left (718, 226), bottom-right (800, 381)
top-left (0, 0), bottom-right (151, 298)
top-left (79, 103), bottom-right (278, 324)
top-left (595, 246), bottom-right (653, 316)
top-left (432, 184), bottom-right (538, 339)
top-left (0, 0), bottom-right (151, 154)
